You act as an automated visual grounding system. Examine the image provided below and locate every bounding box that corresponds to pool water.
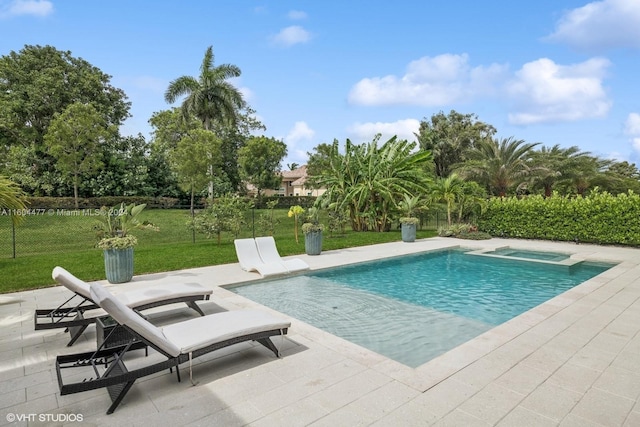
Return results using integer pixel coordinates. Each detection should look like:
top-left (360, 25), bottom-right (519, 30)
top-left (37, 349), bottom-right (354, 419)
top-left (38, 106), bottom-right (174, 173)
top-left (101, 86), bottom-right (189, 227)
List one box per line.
top-left (490, 248), bottom-right (570, 262)
top-left (230, 249), bottom-right (613, 367)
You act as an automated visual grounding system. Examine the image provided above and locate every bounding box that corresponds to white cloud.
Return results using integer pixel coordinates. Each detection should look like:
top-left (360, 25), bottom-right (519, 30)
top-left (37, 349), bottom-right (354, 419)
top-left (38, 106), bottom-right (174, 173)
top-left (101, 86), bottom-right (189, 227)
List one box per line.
top-left (505, 57), bottom-right (612, 125)
top-left (348, 54), bottom-right (507, 106)
top-left (546, 0), bottom-right (640, 51)
top-left (624, 113), bottom-right (640, 135)
top-left (288, 10), bottom-right (307, 20)
top-left (271, 26), bottom-right (311, 47)
top-left (347, 119), bottom-right (420, 143)
top-left (0, 0), bottom-right (53, 18)
top-left (285, 121), bottom-right (315, 145)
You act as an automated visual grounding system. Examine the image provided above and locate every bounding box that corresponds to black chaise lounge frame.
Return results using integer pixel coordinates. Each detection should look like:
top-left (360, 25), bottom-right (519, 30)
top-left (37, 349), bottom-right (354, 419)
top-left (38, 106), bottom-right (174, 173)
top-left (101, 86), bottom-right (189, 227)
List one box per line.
top-left (56, 282), bottom-right (290, 415)
top-left (35, 266), bottom-right (212, 346)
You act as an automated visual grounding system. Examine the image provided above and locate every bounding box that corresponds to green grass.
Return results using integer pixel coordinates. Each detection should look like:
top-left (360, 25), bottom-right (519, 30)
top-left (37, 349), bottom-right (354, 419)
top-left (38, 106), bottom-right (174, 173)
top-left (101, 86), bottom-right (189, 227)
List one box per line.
top-left (0, 208), bottom-right (437, 293)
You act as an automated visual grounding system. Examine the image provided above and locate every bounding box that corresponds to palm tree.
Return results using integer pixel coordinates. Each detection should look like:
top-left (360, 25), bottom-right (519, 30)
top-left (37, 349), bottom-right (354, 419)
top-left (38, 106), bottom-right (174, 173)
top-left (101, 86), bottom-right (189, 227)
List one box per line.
top-left (458, 137), bottom-right (540, 196)
top-left (0, 176), bottom-right (27, 225)
top-left (528, 145), bottom-right (592, 197)
top-left (164, 46), bottom-right (245, 130)
top-left (430, 173), bottom-right (465, 226)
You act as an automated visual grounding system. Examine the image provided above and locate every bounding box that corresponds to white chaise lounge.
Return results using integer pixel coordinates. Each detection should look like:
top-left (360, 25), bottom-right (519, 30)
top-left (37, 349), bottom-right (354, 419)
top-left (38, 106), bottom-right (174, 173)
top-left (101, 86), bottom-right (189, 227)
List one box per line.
top-left (55, 281), bottom-right (290, 414)
top-left (234, 238), bottom-right (289, 276)
top-left (255, 236), bottom-right (309, 273)
top-left (35, 266), bottom-right (213, 346)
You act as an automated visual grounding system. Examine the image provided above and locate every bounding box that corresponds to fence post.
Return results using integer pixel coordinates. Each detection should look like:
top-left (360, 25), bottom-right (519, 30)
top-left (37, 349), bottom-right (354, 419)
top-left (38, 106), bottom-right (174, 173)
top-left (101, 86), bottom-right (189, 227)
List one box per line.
top-left (11, 216), bottom-right (16, 258)
top-left (191, 209), bottom-right (195, 244)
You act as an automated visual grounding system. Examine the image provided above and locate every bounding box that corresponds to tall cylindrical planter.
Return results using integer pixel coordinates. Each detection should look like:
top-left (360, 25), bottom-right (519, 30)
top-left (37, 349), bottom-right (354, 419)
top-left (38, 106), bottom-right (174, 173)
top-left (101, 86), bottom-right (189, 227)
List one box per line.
top-left (104, 247), bottom-right (134, 284)
top-left (401, 223), bottom-right (416, 242)
top-left (304, 231), bottom-right (323, 255)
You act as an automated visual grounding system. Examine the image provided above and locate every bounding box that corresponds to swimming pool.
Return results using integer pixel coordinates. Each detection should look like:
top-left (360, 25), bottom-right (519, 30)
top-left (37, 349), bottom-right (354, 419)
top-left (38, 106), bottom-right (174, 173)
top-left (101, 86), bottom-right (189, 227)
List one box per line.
top-left (229, 249), bottom-right (613, 367)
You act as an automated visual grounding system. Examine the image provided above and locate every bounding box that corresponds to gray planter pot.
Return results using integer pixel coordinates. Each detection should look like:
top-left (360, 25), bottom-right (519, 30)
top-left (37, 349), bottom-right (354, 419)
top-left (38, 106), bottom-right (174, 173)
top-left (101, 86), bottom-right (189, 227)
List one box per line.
top-left (104, 247), bottom-right (134, 283)
top-left (304, 231), bottom-right (323, 255)
top-left (401, 223), bottom-right (417, 242)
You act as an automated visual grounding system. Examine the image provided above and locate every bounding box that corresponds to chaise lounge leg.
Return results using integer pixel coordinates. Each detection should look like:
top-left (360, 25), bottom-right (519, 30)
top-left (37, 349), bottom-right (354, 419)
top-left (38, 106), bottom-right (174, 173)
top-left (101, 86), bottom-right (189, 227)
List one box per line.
top-left (186, 301), bottom-right (205, 317)
top-left (256, 337), bottom-right (280, 357)
top-left (66, 323), bottom-right (89, 346)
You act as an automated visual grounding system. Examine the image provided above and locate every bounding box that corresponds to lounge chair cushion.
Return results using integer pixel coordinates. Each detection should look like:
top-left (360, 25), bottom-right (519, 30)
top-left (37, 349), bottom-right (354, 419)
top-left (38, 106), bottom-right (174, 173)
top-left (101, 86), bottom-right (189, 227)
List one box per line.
top-left (90, 282), bottom-right (181, 357)
top-left (90, 282), bottom-right (292, 358)
top-left (116, 282), bottom-right (209, 307)
top-left (53, 266), bottom-right (91, 299)
top-left (53, 266), bottom-right (212, 307)
top-left (162, 310), bottom-right (291, 354)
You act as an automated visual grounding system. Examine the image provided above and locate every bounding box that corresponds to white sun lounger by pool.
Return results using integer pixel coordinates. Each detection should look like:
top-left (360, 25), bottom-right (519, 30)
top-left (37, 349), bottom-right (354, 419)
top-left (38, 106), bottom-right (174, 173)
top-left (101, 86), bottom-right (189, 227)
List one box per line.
top-left (55, 281), bottom-right (290, 414)
top-left (255, 236), bottom-right (309, 273)
top-left (35, 266), bottom-right (212, 346)
top-left (234, 238), bottom-right (288, 277)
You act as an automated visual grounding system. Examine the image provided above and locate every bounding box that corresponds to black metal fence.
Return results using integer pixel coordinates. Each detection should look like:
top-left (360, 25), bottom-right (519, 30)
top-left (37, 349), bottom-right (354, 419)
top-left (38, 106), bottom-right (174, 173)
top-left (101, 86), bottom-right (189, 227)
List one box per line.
top-left (1, 206), bottom-right (449, 259)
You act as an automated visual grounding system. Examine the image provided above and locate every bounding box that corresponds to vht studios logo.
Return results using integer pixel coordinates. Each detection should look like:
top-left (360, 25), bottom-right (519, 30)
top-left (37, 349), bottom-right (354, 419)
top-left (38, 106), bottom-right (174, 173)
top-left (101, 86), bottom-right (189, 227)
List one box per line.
top-left (5, 413), bottom-right (83, 423)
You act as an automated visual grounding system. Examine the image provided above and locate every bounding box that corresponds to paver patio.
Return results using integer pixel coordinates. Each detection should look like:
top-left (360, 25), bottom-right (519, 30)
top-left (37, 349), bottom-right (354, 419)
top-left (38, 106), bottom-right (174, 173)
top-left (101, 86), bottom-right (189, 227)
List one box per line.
top-left (1, 237), bottom-right (639, 426)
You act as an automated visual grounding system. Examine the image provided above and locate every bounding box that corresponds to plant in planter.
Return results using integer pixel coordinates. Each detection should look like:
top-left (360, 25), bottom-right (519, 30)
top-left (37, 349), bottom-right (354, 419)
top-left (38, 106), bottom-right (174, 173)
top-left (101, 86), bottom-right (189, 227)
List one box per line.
top-left (399, 217), bottom-right (420, 242)
top-left (95, 202), bottom-right (157, 284)
top-left (302, 207), bottom-right (325, 255)
top-left (397, 194), bottom-right (425, 242)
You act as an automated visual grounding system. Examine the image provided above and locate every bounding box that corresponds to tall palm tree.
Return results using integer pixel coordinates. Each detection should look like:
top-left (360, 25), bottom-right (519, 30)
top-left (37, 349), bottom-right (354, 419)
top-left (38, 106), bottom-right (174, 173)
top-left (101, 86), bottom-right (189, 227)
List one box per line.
top-left (458, 137), bottom-right (540, 196)
top-left (164, 46), bottom-right (245, 130)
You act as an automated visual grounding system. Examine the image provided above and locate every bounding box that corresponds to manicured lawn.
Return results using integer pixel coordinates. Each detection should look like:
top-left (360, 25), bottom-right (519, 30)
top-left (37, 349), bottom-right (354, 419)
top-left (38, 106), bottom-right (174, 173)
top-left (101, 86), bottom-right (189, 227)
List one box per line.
top-left (0, 208), bottom-right (437, 293)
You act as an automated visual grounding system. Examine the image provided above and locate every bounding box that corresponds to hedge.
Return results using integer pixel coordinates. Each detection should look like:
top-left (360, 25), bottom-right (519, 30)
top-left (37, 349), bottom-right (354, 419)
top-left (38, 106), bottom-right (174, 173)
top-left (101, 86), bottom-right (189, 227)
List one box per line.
top-left (24, 196), bottom-right (182, 209)
top-left (478, 190), bottom-right (640, 246)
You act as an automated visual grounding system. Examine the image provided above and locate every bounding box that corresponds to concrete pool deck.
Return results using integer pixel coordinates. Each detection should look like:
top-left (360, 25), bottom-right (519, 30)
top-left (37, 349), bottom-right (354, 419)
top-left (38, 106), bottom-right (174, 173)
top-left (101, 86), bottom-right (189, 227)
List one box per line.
top-left (1, 237), bottom-right (639, 426)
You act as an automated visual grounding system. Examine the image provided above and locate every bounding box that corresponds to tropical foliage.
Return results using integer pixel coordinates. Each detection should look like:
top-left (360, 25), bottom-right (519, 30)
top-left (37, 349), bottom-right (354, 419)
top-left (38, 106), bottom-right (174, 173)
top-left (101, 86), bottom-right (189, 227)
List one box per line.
top-left (312, 135), bottom-right (433, 232)
top-left (457, 137), bottom-right (540, 196)
top-left (94, 203), bottom-right (158, 249)
top-left (0, 176), bottom-right (28, 224)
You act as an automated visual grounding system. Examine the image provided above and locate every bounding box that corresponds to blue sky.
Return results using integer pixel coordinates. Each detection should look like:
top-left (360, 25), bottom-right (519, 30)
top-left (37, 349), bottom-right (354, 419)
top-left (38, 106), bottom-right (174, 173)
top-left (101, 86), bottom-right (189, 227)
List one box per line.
top-left (2, 0), bottom-right (640, 167)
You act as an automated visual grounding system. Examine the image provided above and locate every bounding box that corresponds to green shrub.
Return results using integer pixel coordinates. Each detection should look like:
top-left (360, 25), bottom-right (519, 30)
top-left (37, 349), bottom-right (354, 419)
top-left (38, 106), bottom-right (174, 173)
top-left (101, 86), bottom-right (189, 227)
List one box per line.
top-left (478, 190), bottom-right (640, 246)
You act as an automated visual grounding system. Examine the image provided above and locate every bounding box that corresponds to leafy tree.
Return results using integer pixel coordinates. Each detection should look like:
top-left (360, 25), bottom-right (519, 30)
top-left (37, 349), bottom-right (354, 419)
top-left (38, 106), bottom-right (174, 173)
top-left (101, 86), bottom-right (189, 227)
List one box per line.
top-left (44, 102), bottom-right (115, 207)
top-left (314, 135), bottom-right (433, 232)
top-left (416, 110), bottom-right (496, 178)
top-left (164, 45), bottom-right (245, 130)
top-left (169, 129), bottom-right (223, 213)
top-left (306, 142), bottom-right (335, 189)
top-left (207, 107), bottom-right (265, 193)
top-left (602, 161), bottom-right (640, 194)
top-left (0, 45), bottom-right (130, 194)
top-left (86, 133), bottom-right (156, 197)
top-left (458, 137), bottom-right (540, 196)
top-left (238, 136), bottom-right (288, 200)
top-left (257, 199), bottom-right (280, 235)
top-left (190, 194), bottom-right (251, 244)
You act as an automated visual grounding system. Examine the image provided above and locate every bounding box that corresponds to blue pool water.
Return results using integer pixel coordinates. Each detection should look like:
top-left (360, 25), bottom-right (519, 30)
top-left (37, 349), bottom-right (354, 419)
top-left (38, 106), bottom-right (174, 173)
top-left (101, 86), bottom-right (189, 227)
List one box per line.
top-left (490, 248), bottom-right (570, 262)
top-left (230, 249), bottom-right (613, 367)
